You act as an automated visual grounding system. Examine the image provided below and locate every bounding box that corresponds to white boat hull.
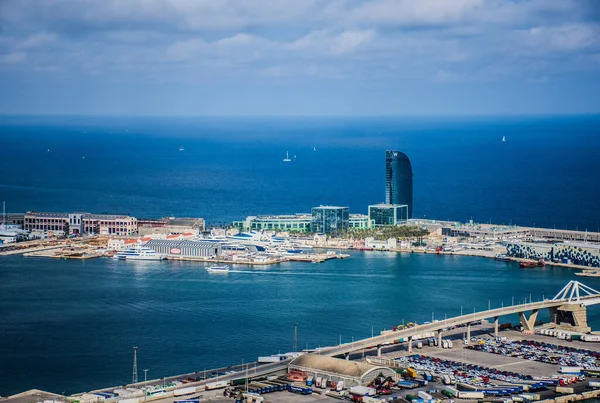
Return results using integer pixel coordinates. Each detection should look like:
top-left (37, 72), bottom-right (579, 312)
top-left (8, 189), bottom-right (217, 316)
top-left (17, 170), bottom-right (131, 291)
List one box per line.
top-left (114, 254), bottom-right (166, 261)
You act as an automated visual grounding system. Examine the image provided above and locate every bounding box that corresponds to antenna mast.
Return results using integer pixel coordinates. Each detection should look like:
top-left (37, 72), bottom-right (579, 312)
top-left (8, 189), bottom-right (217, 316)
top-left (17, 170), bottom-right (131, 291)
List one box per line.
top-left (293, 323), bottom-right (298, 353)
top-left (132, 346), bottom-right (138, 384)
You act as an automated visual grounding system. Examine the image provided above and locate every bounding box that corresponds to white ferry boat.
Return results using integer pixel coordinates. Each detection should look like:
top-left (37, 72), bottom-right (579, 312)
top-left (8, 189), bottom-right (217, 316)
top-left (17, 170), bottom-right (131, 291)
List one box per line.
top-left (206, 265), bottom-right (230, 273)
top-left (114, 245), bottom-right (166, 261)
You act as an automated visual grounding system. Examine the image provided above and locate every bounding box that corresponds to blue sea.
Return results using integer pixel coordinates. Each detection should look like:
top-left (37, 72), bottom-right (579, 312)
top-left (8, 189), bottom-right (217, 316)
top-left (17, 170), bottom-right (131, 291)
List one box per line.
top-left (0, 115), bottom-right (599, 228)
top-left (1, 252), bottom-right (599, 396)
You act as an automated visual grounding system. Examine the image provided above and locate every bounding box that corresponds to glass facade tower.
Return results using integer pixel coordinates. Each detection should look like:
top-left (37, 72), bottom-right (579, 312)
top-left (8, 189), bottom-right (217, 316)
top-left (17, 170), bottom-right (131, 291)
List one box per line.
top-left (385, 150), bottom-right (413, 218)
top-left (311, 206), bottom-right (349, 234)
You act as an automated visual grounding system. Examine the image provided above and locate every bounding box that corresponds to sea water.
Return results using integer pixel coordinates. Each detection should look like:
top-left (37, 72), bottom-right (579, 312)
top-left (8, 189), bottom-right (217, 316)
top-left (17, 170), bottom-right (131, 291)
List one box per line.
top-left (0, 252), bottom-right (598, 395)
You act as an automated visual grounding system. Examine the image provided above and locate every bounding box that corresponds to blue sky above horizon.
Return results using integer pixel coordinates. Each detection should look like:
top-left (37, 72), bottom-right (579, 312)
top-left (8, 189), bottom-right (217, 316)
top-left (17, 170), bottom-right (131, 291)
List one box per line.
top-left (1, 0), bottom-right (599, 116)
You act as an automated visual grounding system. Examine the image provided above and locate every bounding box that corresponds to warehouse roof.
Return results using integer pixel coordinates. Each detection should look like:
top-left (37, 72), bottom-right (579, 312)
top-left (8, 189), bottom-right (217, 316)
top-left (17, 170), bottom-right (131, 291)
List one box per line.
top-left (289, 355), bottom-right (381, 378)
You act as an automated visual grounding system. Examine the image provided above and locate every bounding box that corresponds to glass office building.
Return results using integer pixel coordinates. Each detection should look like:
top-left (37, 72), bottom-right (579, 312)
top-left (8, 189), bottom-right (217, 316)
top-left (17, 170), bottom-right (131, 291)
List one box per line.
top-left (368, 204), bottom-right (408, 227)
top-left (385, 150), bottom-right (413, 218)
top-left (311, 206), bottom-right (349, 234)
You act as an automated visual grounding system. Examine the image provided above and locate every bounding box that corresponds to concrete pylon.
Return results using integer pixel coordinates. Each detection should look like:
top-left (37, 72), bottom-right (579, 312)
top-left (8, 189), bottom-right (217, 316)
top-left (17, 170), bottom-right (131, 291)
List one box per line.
top-left (344, 352), bottom-right (350, 361)
top-left (519, 309), bottom-right (539, 334)
top-left (549, 304), bottom-right (591, 333)
top-left (377, 345), bottom-right (382, 358)
top-left (408, 336), bottom-right (413, 353)
top-left (494, 316), bottom-right (499, 338)
top-left (466, 324), bottom-right (471, 343)
top-left (437, 330), bottom-right (443, 347)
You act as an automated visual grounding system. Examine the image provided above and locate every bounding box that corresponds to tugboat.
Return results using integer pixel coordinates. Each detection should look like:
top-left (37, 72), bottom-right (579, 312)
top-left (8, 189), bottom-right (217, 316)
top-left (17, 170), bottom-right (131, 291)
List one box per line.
top-left (494, 254), bottom-right (512, 262)
top-left (519, 259), bottom-right (546, 268)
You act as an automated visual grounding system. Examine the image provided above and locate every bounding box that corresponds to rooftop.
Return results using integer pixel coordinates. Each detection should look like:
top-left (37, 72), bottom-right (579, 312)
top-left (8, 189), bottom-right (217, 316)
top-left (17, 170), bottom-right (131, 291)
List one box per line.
top-left (312, 206), bottom-right (349, 210)
top-left (289, 354), bottom-right (379, 378)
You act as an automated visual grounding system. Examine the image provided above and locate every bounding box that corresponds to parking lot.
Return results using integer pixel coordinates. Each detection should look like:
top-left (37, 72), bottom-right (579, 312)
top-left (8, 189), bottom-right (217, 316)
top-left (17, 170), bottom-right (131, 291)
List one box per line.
top-left (467, 338), bottom-right (600, 369)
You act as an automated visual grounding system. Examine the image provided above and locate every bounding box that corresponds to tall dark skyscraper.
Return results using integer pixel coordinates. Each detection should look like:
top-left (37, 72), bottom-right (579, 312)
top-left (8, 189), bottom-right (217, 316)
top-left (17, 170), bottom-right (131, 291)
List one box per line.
top-left (385, 150), bottom-right (413, 218)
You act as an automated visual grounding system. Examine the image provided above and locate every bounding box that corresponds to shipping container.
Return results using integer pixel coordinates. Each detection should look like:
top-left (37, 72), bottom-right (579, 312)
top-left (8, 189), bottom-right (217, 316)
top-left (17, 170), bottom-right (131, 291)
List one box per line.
top-left (556, 387), bottom-right (574, 394)
top-left (350, 386), bottom-right (377, 396)
top-left (559, 366), bottom-right (583, 374)
top-left (288, 385), bottom-right (312, 395)
top-left (337, 380), bottom-right (345, 391)
top-left (458, 391), bottom-right (485, 399)
top-left (205, 381), bottom-right (228, 390)
top-left (316, 377), bottom-right (322, 388)
top-left (589, 381), bottom-right (600, 388)
top-left (583, 335), bottom-right (600, 342)
top-left (418, 391), bottom-right (432, 400)
top-left (117, 399), bottom-right (139, 403)
top-left (173, 387), bottom-right (196, 397)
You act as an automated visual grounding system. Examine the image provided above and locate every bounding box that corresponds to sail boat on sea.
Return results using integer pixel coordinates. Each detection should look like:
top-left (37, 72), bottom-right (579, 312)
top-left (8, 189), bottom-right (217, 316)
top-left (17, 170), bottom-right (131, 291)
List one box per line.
top-left (502, 136), bottom-right (506, 142)
top-left (283, 151), bottom-right (292, 162)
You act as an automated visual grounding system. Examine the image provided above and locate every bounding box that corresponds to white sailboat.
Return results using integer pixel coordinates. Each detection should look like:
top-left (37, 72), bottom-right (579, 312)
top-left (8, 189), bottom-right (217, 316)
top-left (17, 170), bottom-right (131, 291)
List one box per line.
top-left (502, 136), bottom-right (506, 142)
top-left (283, 151), bottom-right (292, 162)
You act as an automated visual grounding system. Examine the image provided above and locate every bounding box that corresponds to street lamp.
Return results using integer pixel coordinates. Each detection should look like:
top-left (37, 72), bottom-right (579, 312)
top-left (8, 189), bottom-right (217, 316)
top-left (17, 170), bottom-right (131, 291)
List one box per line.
top-left (143, 369), bottom-right (148, 403)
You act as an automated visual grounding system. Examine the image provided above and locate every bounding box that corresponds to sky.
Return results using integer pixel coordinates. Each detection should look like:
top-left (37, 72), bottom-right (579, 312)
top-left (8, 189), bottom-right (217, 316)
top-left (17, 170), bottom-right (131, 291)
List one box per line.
top-left (0, 0), bottom-right (599, 116)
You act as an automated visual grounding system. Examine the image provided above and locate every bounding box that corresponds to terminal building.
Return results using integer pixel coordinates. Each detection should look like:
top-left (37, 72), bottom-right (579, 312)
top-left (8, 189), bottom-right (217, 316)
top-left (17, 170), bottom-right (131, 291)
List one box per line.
top-left (24, 211), bottom-right (138, 236)
top-left (368, 204), bottom-right (408, 227)
top-left (288, 355), bottom-right (396, 387)
top-left (144, 239), bottom-right (221, 258)
top-left (233, 212), bottom-right (372, 233)
top-left (385, 150), bottom-right (413, 218)
top-left (232, 214), bottom-right (312, 232)
top-left (311, 206), bottom-right (349, 234)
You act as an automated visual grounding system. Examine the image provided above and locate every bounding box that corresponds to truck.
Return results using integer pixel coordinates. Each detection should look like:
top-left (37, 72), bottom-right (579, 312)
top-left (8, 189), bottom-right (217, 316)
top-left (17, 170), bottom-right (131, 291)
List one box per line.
top-left (520, 393), bottom-right (541, 401)
top-left (316, 377), bottom-right (322, 388)
top-left (349, 386), bottom-right (377, 397)
top-left (556, 387), bottom-right (575, 394)
top-left (288, 385), bottom-right (312, 395)
top-left (173, 387), bottom-right (196, 397)
top-left (322, 378), bottom-right (329, 389)
top-left (442, 340), bottom-right (449, 349)
top-left (306, 376), bottom-right (314, 387)
top-left (398, 380), bottom-right (419, 389)
top-left (205, 381), bottom-right (228, 390)
top-left (448, 340), bottom-right (453, 348)
top-left (458, 391), bottom-right (485, 399)
top-left (442, 375), bottom-right (452, 385)
top-left (418, 391), bottom-right (432, 400)
top-left (589, 381), bottom-right (600, 388)
top-left (117, 399), bottom-right (139, 403)
top-left (336, 380), bottom-right (345, 392)
top-left (583, 335), bottom-right (600, 342)
top-left (406, 368), bottom-right (418, 378)
top-left (559, 366), bottom-right (583, 374)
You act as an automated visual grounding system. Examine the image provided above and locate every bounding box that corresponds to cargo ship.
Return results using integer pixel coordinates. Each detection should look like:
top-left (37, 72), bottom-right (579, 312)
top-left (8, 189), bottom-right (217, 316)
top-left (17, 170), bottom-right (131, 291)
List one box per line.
top-left (519, 259), bottom-right (546, 268)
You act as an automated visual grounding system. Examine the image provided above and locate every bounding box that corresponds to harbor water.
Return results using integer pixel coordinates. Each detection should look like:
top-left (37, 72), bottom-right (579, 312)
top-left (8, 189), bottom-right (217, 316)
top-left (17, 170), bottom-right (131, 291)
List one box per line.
top-left (1, 251), bottom-right (599, 396)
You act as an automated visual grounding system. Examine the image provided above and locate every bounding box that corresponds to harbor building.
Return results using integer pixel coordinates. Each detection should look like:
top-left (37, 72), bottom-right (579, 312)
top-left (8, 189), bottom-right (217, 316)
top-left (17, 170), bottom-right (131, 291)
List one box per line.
top-left (24, 211), bottom-right (137, 236)
top-left (137, 217), bottom-right (205, 236)
top-left (232, 214), bottom-right (312, 232)
top-left (144, 239), bottom-right (221, 258)
top-left (368, 204), bottom-right (409, 227)
top-left (311, 206), bottom-right (349, 234)
top-left (288, 355), bottom-right (396, 387)
top-left (349, 214), bottom-right (373, 230)
top-left (385, 150), bottom-right (413, 218)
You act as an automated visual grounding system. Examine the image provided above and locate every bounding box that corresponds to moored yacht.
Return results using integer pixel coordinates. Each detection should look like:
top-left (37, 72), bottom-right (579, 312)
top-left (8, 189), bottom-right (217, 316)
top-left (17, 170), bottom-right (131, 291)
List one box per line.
top-left (114, 245), bottom-right (166, 261)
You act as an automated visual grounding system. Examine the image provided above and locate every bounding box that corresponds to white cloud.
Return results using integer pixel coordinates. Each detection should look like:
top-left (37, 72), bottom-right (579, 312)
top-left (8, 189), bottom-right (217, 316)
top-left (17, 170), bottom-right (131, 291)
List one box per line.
top-left (1, 52), bottom-right (26, 63)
